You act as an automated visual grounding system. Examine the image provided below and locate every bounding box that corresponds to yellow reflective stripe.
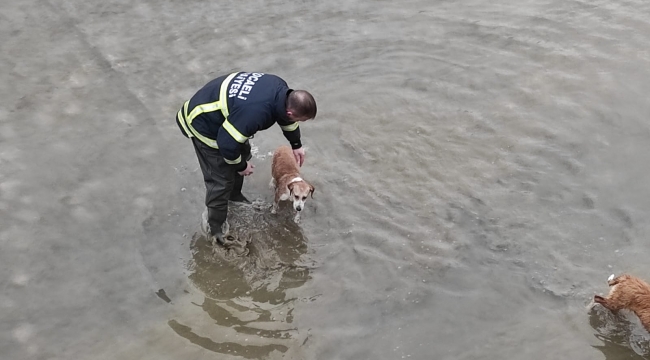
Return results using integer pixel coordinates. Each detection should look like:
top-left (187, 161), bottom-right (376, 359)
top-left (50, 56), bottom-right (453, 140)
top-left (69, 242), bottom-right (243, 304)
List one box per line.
top-left (187, 101), bottom-right (221, 123)
top-left (224, 155), bottom-right (242, 164)
top-left (222, 120), bottom-right (248, 143)
top-left (280, 122), bottom-right (299, 132)
top-left (219, 72), bottom-right (238, 119)
top-left (184, 72), bottom-right (236, 125)
top-left (190, 128), bottom-right (219, 149)
top-left (187, 121), bottom-right (219, 148)
top-left (219, 73), bottom-right (248, 144)
top-left (177, 109), bottom-right (193, 137)
top-left (179, 72), bottom-right (239, 149)
top-left (180, 101), bottom-right (219, 148)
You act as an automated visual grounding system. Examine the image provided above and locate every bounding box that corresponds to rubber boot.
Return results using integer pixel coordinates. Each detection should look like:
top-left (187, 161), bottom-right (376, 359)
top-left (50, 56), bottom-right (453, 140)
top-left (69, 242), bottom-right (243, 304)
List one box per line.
top-left (229, 174), bottom-right (251, 204)
top-left (203, 208), bottom-right (229, 246)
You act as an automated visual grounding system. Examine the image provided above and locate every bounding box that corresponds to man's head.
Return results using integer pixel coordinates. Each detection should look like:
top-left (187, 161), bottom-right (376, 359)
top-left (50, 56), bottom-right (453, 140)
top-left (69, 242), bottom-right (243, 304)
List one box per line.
top-left (286, 90), bottom-right (317, 122)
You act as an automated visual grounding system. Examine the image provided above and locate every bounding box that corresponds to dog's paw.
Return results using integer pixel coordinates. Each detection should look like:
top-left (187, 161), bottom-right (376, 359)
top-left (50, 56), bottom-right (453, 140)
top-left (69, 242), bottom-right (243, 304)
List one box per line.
top-left (608, 274), bottom-right (615, 282)
top-left (271, 207), bottom-right (277, 215)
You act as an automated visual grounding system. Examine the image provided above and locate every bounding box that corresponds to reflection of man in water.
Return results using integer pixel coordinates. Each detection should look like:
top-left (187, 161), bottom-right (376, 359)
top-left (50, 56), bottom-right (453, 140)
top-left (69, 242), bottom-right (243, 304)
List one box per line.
top-left (176, 72), bottom-right (317, 245)
top-left (182, 209), bottom-right (312, 358)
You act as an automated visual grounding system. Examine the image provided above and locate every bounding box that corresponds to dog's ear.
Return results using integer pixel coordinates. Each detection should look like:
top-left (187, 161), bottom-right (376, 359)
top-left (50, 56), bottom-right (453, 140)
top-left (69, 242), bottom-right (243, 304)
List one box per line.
top-left (309, 184), bottom-right (315, 198)
top-left (593, 295), bottom-right (611, 309)
top-left (287, 181), bottom-right (296, 194)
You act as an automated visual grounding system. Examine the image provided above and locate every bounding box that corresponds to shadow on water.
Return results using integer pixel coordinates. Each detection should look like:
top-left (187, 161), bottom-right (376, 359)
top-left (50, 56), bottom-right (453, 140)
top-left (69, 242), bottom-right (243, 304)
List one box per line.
top-left (589, 304), bottom-right (650, 360)
top-left (169, 202), bottom-right (316, 359)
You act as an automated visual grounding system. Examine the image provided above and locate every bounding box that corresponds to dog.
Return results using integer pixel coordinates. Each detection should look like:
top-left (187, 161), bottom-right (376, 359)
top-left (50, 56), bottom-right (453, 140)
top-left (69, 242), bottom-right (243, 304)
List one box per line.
top-left (594, 273), bottom-right (650, 332)
top-left (270, 145), bottom-right (314, 223)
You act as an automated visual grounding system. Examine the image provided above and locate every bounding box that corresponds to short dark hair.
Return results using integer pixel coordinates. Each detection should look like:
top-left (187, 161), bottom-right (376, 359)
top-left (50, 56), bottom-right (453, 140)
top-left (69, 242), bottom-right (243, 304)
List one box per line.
top-left (287, 90), bottom-right (317, 119)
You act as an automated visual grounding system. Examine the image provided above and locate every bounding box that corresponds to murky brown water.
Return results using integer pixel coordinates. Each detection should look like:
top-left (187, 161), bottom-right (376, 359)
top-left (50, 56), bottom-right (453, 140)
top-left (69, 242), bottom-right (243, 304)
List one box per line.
top-left (2, 0), bottom-right (650, 359)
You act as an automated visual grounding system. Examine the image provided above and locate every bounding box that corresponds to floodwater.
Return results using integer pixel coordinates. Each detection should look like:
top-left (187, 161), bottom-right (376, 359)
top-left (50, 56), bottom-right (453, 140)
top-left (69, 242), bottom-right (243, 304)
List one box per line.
top-left (2, 0), bottom-right (650, 359)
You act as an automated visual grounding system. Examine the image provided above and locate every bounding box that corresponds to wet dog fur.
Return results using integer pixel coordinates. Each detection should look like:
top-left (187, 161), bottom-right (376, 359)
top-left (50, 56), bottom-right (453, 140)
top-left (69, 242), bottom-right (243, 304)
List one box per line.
top-left (270, 145), bottom-right (314, 223)
top-left (594, 273), bottom-right (650, 332)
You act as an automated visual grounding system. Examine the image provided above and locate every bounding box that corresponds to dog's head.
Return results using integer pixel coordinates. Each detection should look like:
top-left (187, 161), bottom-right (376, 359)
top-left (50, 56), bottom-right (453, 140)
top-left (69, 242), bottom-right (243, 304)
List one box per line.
top-left (288, 180), bottom-right (315, 212)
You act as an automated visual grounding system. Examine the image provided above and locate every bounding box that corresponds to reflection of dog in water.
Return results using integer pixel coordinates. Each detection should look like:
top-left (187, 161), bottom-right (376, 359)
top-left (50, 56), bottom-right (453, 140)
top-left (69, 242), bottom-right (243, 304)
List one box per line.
top-left (594, 273), bottom-right (650, 333)
top-left (270, 145), bottom-right (315, 223)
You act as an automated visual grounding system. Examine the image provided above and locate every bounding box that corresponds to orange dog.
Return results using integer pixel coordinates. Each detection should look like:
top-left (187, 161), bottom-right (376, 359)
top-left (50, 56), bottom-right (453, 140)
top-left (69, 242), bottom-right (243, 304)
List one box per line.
top-left (270, 146), bottom-right (314, 223)
top-left (594, 274), bottom-right (650, 332)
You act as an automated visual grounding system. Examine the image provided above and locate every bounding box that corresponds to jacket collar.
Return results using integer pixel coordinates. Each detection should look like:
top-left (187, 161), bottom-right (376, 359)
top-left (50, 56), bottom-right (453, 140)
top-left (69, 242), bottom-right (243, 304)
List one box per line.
top-left (276, 88), bottom-right (293, 121)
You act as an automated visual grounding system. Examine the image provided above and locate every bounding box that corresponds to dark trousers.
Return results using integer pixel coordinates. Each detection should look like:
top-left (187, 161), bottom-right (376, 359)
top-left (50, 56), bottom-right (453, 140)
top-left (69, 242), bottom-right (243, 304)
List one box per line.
top-left (191, 137), bottom-right (251, 235)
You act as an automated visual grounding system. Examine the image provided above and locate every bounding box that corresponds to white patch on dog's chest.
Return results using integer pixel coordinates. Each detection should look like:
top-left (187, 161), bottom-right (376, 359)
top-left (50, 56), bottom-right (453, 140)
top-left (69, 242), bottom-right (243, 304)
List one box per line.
top-left (279, 193), bottom-right (290, 201)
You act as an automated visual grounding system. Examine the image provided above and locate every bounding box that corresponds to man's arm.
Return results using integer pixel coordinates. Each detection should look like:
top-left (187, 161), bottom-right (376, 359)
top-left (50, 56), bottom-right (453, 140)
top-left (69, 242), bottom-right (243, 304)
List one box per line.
top-left (216, 122), bottom-right (249, 173)
top-left (278, 119), bottom-right (302, 147)
top-left (277, 119), bottom-right (305, 166)
top-left (217, 106), bottom-right (272, 174)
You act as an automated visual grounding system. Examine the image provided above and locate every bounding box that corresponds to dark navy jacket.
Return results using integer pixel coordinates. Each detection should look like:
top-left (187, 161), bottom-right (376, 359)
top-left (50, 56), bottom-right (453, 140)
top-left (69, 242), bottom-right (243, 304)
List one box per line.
top-left (188, 72), bottom-right (302, 171)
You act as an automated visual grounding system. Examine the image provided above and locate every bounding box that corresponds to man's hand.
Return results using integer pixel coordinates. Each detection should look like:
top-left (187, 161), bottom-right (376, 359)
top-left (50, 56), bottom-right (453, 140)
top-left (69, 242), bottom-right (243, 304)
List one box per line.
top-left (238, 161), bottom-right (255, 176)
top-left (293, 147), bottom-right (305, 167)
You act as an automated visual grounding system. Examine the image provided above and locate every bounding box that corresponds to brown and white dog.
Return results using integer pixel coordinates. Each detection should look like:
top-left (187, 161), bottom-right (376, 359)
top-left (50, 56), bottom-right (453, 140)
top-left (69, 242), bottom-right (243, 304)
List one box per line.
top-left (270, 145), bottom-right (314, 223)
top-left (594, 273), bottom-right (650, 332)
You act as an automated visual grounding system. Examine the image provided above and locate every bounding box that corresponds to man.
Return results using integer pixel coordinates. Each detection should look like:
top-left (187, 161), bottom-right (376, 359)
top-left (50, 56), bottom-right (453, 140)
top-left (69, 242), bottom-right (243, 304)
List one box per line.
top-left (176, 71), bottom-right (316, 245)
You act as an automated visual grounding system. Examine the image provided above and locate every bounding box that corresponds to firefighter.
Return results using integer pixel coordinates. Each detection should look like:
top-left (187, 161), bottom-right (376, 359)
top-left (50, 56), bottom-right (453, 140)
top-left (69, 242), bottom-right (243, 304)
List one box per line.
top-left (176, 72), bottom-right (316, 245)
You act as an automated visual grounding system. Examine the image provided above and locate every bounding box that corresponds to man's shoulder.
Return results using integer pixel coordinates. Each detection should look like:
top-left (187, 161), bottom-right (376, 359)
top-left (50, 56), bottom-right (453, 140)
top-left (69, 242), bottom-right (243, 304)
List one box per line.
top-left (259, 73), bottom-right (287, 87)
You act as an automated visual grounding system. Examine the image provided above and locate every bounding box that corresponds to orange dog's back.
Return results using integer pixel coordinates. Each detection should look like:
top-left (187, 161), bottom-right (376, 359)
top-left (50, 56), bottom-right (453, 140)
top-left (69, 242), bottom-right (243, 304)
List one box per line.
top-left (272, 146), bottom-right (299, 181)
top-left (594, 274), bottom-right (650, 332)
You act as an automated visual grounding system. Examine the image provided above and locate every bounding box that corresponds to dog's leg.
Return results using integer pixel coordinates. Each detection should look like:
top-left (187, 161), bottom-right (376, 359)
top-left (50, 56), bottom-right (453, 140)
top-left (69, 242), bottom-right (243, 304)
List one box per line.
top-left (271, 190), bottom-right (280, 215)
top-left (293, 211), bottom-right (301, 224)
top-left (594, 294), bottom-right (622, 313)
top-left (594, 295), bottom-right (609, 307)
top-left (269, 178), bottom-right (276, 190)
